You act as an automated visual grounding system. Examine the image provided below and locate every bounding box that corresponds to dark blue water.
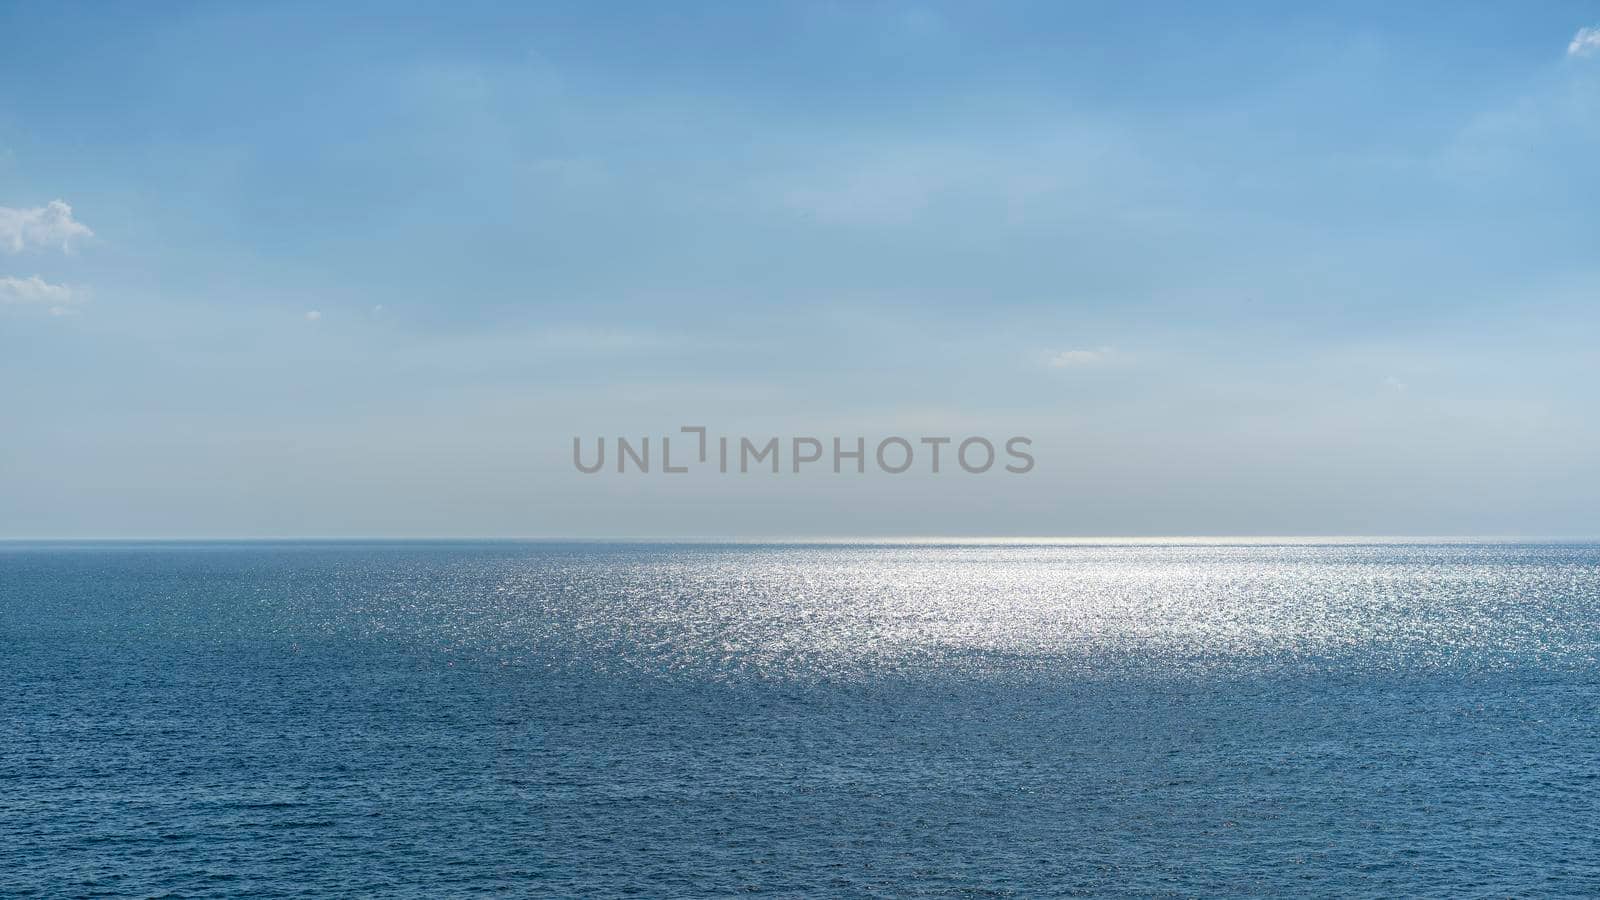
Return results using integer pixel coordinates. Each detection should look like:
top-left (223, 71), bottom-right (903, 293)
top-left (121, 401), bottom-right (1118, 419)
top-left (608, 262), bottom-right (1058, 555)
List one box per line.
top-left (3, 541), bottom-right (1598, 896)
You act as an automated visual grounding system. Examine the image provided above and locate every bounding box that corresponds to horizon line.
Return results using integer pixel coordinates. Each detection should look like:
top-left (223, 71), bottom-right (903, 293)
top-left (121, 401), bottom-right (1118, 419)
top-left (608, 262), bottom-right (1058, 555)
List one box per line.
top-left (3, 535), bottom-right (1598, 544)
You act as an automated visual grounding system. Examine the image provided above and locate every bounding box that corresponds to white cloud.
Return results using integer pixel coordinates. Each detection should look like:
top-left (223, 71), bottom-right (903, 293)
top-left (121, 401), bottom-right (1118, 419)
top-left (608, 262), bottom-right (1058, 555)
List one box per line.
top-left (0, 200), bottom-right (94, 253)
top-left (1047, 347), bottom-right (1113, 368)
top-left (305, 310), bottom-right (322, 321)
top-left (0, 274), bottom-right (80, 316)
top-left (1569, 27), bottom-right (1600, 57)
top-left (0, 274), bottom-right (74, 304)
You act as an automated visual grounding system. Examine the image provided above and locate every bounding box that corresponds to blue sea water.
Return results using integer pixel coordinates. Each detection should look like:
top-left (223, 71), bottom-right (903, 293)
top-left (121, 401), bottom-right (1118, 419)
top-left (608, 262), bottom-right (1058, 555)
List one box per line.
top-left (3, 540), bottom-right (1598, 897)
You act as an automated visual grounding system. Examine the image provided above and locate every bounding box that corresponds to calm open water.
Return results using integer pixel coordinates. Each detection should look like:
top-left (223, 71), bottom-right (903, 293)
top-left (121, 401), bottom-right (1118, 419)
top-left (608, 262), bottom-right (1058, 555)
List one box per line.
top-left (3, 540), bottom-right (1598, 897)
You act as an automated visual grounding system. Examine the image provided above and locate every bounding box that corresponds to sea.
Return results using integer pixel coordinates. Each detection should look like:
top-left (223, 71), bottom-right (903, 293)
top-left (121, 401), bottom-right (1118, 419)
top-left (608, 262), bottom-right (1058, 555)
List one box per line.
top-left (3, 540), bottom-right (1597, 897)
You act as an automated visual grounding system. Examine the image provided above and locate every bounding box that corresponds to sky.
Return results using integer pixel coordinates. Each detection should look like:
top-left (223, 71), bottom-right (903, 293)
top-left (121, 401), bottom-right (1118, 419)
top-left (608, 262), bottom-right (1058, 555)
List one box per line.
top-left (2, 1), bottom-right (1598, 538)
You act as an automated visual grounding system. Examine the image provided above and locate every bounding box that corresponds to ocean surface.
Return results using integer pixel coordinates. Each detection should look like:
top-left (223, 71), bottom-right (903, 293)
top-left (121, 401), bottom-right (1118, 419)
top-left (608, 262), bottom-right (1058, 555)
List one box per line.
top-left (3, 540), bottom-right (1598, 897)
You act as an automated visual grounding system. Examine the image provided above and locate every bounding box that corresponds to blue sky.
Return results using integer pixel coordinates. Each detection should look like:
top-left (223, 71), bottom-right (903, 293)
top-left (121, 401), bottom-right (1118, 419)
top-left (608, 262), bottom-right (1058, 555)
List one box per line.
top-left (2, 1), bottom-right (1598, 537)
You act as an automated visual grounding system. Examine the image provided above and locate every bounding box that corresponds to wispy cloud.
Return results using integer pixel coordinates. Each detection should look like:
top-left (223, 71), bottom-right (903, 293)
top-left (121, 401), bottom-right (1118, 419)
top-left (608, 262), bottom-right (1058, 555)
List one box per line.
top-left (0, 200), bottom-right (94, 253)
top-left (763, 133), bottom-right (1120, 227)
top-left (0, 274), bottom-right (80, 316)
top-left (1047, 347), bottom-right (1114, 368)
top-left (305, 310), bottom-right (322, 321)
top-left (1569, 27), bottom-right (1600, 57)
